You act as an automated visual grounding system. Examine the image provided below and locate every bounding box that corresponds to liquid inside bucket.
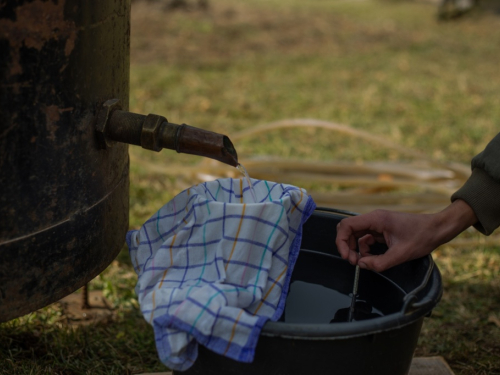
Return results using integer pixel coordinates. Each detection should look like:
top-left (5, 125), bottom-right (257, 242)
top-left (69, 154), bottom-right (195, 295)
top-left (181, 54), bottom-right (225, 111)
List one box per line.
top-left (283, 281), bottom-right (384, 323)
top-left (279, 249), bottom-right (406, 323)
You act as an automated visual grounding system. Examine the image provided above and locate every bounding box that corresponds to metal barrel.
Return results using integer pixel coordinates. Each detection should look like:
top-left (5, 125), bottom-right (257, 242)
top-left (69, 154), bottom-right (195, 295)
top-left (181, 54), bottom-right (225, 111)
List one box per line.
top-left (0, 0), bottom-right (131, 322)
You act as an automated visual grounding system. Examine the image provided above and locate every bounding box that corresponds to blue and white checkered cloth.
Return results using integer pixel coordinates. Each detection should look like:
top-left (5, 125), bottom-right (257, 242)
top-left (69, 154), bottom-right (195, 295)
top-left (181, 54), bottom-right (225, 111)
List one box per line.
top-left (126, 178), bottom-right (315, 371)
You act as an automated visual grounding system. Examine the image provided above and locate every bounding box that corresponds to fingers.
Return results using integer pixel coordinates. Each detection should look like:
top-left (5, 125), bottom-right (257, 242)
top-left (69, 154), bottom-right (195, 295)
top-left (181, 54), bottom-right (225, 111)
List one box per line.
top-left (358, 233), bottom-right (404, 272)
top-left (336, 214), bottom-right (398, 272)
top-left (336, 210), bottom-right (437, 272)
top-left (335, 221), bottom-right (349, 259)
top-left (337, 210), bottom-right (387, 235)
top-left (358, 246), bottom-right (409, 272)
top-left (358, 234), bottom-right (375, 256)
top-left (336, 216), bottom-right (385, 266)
top-left (335, 220), bottom-right (358, 264)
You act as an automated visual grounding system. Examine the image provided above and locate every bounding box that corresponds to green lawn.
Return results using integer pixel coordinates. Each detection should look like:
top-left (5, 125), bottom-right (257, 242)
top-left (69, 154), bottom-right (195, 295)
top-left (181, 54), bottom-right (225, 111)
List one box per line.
top-left (2, 0), bottom-right (500, 374)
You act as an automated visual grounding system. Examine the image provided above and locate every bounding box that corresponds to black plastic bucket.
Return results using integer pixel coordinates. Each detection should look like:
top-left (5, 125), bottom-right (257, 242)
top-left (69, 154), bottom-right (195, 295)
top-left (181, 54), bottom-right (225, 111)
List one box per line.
top-left (174, 208), bottom-right (443, 375)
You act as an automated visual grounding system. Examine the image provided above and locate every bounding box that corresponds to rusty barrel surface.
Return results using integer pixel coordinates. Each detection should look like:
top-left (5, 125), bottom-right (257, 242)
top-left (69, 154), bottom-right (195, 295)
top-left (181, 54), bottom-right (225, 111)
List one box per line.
top-left (0, 0), bottom-right (131, 322)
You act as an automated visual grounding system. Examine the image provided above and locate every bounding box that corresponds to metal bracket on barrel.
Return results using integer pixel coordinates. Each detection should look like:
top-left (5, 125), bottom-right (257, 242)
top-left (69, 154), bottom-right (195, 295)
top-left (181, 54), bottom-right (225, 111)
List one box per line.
top-left (95, 99), bottom-right (121, 149)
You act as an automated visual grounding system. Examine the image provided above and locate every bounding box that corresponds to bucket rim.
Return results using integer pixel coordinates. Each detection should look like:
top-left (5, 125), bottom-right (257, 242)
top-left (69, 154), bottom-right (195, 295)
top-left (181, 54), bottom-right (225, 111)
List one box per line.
top-left (262, 262), bottom-right (442, 339)
top-left (261, 208), bottom-right (443, 339)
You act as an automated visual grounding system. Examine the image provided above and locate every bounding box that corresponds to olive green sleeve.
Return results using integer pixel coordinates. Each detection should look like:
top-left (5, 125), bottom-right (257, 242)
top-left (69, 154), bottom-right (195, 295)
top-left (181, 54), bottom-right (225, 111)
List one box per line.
top-left (451, 132), bottom-right (500, 235)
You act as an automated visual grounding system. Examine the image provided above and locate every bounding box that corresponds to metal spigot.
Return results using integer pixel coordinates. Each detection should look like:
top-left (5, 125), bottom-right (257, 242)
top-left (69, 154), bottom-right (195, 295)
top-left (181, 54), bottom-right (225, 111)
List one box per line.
top-left (95, 99), bottom-right (238, 167)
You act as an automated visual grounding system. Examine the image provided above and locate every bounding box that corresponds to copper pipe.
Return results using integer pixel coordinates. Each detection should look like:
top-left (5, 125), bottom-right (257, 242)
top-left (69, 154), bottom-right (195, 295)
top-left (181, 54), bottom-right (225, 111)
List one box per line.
top-left (95, 99), bottom-right (238, 167)
top-left (170, 124), bottom-right (238, 167)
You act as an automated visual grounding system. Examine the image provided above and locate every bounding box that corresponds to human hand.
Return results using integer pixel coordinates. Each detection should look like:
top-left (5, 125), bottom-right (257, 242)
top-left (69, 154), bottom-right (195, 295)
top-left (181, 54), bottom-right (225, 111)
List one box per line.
top-left (335, 199), bottom-right (477, 272)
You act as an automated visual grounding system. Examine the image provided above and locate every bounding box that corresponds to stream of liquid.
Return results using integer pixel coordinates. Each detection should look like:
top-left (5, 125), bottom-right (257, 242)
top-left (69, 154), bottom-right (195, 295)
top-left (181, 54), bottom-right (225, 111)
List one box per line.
top-left (282, 280), bottom-right (383, 323)
top-left (236, 163), bottom-right (257, 203)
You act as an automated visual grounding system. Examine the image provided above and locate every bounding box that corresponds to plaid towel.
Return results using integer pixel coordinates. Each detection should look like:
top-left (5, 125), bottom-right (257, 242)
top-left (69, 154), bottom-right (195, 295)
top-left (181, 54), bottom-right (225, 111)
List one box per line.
top-left (127, 178), bottom-right (315, 371)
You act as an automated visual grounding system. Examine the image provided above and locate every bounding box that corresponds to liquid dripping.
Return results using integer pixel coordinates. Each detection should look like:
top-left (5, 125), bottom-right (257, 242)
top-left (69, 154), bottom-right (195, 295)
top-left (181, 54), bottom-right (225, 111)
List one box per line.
top-left (282, 280), bottom-right (383, 324)
top-left (236, 163), bottom-right (257, 203)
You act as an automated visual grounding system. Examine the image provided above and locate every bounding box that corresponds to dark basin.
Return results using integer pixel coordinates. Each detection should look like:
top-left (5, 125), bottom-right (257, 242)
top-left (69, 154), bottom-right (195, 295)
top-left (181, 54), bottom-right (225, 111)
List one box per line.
top-left (174, 207), bottom-right (443, 375)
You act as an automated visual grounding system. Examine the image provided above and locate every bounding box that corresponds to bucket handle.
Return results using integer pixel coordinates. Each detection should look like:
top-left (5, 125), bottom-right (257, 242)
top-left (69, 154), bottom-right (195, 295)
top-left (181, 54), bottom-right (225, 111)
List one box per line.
top-left (401, 256), bottom-right (435, 315)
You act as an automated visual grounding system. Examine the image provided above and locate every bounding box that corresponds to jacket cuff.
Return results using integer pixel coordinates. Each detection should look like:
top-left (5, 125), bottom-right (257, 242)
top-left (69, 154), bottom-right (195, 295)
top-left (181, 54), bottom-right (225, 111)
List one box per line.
top-left (451, 168), bottom-right (500, 235)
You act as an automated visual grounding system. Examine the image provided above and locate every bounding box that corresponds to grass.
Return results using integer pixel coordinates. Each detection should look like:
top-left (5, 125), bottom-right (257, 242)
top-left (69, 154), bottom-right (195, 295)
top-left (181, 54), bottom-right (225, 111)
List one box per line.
top-left (0, 248), bottom-right (166, 375)
top-left (129, 0), bottom-right (500, 163)
top-left (2, 0), bottom-right (500, 374)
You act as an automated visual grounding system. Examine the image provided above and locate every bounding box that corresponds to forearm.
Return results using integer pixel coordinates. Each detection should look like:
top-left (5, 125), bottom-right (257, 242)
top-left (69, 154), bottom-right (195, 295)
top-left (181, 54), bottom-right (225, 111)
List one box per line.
top-left (431, 199), bottom-right (478, 247)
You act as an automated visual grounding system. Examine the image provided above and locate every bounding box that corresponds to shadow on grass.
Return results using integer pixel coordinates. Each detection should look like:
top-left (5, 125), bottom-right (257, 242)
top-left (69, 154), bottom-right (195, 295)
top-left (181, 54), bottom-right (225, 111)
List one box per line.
top-left (0, 306), bottom-right (166, 375)
top-left (416, 277), bottom-right (500, 375)
top-left (0, 245), bottom-right (167, 375)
